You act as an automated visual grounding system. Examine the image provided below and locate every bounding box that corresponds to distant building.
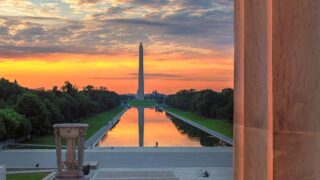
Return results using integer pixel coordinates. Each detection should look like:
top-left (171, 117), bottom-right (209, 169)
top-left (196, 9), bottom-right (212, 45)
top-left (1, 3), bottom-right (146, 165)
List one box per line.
top-left (136, 42), bottom-right (144, 100)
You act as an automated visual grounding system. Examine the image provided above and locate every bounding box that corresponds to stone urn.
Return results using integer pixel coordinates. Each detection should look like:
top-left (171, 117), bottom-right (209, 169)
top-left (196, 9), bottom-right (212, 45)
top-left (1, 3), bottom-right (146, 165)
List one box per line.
top-left (53, 124), bottom-right (88, 180)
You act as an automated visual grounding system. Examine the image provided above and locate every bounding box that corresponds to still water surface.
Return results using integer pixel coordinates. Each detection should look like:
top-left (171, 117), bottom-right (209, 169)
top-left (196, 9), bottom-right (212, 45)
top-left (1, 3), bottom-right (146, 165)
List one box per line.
top-left (98, 107), bottom-right (230, 147)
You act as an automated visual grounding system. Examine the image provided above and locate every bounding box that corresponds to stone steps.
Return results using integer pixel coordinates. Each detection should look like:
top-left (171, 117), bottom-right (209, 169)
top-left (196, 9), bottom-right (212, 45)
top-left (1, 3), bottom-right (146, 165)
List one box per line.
top-left (93, 170), bottom-right (179, 180)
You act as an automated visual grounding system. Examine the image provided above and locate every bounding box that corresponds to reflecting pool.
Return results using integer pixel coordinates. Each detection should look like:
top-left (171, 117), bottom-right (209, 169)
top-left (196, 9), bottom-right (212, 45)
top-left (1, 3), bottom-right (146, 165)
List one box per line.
top-left (97, 107), bottom-right (231, 147)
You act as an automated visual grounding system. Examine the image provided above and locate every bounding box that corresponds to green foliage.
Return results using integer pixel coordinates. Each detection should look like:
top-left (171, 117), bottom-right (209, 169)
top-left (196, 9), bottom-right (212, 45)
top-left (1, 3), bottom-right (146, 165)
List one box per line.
top-left (0, 99), bottom-right (6, 108)
top-left (82, 86), bottom-right (120, 111)
top-left (26, 107), bottom-right (123, 145)
top-left (62, 81), bottom-right (78, 97)
top-left (129, 100), bottom-right (157, 107)
top-left (0, 78), bottom-right (24, 101)
top-left (7, 172), bottom-right (49, 180)
top-left (44, 99), bottom-right (64, 124)
top-left (0, 116), bottom-right (5, 138)
top-left (0, 108), bottom-right (31, 140)
top-left (0, 78), bottom-right (121, 141)
top-left (80, 107), bottom-right (123, 140)
top-left (165, 89), bottom-right (196, 111)
top-left (16, 93), bottom-right (50, 135)
top-left (166, 88), bottom-right (234, 123)
top-left (165, 107), bottom-right (233, 138)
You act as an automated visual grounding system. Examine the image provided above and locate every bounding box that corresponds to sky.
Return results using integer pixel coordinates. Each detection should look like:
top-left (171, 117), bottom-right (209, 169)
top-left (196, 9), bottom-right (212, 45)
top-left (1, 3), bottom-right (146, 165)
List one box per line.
top-left (0, 0), bottom-right (234, 94)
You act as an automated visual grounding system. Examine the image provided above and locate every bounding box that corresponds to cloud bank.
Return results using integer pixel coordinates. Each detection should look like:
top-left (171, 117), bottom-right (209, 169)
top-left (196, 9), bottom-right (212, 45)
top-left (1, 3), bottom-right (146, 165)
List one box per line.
top-left (0, 0), bottom-right (234, 60)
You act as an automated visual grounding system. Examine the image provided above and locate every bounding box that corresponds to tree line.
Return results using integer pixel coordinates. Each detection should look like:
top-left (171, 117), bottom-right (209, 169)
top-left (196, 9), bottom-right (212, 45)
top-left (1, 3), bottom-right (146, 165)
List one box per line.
top-left (0, 78), bottom-right (121, 141)
top-left (165, 89), bottom-right (233, 123)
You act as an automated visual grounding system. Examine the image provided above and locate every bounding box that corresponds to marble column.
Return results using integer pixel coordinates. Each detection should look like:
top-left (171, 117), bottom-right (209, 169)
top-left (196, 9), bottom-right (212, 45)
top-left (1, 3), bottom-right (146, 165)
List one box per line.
top-left (234, 0), bottom-right (320, 180)
top-left (54, 124), bottom-right (88, 180)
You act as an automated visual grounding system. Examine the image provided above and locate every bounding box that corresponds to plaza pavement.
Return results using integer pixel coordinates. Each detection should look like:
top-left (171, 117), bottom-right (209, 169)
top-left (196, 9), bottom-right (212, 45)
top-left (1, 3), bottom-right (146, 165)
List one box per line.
top-left (0, 147), bottom-right (232, 170)
top-left (93, 167), bottom-right (232, 180)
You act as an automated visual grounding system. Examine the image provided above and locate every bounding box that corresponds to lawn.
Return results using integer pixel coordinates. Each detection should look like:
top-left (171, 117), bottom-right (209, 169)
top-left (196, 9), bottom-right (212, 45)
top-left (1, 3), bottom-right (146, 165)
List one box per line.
top-left (25, 107), bottom-right (124, 145)
top-left (82, 107), bottom-right (123, 140)
top-left (7, 172), bottom-right (49, 180)
top-left (129, 100), bottom-right (157, 107)
top-left (164, 107), bottom-right (233, 138)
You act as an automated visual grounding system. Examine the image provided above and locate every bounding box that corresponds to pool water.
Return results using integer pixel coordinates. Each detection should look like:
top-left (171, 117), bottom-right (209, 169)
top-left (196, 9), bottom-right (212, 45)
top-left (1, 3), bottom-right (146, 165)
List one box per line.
top-left (97, 107), bottom-right (230, 147)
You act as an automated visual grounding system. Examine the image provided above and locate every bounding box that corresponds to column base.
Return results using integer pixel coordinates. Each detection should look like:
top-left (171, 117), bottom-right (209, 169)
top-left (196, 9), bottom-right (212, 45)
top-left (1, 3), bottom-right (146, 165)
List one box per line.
top-left (55, 171), bottom-right (86, 180)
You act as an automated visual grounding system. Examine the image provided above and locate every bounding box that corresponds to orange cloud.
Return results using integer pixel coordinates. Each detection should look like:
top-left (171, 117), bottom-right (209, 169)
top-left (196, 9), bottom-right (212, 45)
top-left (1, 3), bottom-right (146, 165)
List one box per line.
top-left (0, 52), bottom-right (233, 94)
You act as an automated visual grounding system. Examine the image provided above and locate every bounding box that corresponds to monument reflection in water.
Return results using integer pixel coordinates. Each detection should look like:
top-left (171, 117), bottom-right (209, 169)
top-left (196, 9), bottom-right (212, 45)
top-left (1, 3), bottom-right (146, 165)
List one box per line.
top-left (98, 108), bottom-right (230, 147)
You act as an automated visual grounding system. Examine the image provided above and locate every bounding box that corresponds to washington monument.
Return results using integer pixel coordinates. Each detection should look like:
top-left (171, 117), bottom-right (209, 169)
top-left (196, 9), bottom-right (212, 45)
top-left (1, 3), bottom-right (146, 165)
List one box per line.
top-left (136, 42), bottom-right (144, 100)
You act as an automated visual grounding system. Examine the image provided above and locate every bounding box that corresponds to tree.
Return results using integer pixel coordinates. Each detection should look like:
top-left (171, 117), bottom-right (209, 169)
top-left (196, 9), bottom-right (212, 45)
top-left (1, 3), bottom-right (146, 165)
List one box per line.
top-left (16, 116), bottom-right (31, 138)
top-left (76, 93), bottom-right (98, 117)
top-left (44, 99), bottom-right (65, 124)
top-left (62, 81), bottom-right (78, 97)
top-left (83, 85), bottom-right (94, 92)
top-left (0, 118), bottom-right (6, 140)
top-left (16, 93), bottom-right (50, 136)
top-left (55, 94), bottom-right (77, 123)
top-left (0, 99), bottom-right (6, 108)
top-left (0, 78), bottom-right (121, 140)
top-left (0, 108), bottom-right (31, 139)
top-left (171, 89), bottom-right (195, 111)
top-left (0, 78), bottom-right (24, 101)
top-left (165, 88), bottom-right (234, 123)
top-left (0, 109), bottom-right (19, 139)
top-left (191, 89), bottom-right (222, 117)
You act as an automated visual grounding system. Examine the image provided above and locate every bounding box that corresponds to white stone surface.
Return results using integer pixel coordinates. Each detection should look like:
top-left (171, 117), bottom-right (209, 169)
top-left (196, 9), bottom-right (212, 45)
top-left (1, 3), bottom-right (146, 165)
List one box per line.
top-left (93, 167), bottom-right (232, 180)
top-left (0, 165), bottom-right (6, 180)
top-left (0, 148), bottom-right (232, 169)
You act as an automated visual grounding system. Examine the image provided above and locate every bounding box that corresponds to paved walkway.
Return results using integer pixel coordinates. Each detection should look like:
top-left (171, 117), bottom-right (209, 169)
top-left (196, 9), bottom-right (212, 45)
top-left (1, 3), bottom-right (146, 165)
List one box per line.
top-left (85, 108), bottom-right (127, 148)
top-left (0, 147), bottom-right (232, 169)
top-left (93, 167), bottom-right (232, 180)
top-left (162, 108), bottom-right (233, 145)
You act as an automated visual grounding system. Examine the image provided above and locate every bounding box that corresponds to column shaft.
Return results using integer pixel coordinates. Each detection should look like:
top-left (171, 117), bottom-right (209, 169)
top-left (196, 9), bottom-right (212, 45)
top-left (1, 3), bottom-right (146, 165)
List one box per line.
top-left (234, 0), bottom-right (320, 179)
top-left (54, 129), bottom-right (62, 172)
top-left (78, 135), bottom-right (85, 172)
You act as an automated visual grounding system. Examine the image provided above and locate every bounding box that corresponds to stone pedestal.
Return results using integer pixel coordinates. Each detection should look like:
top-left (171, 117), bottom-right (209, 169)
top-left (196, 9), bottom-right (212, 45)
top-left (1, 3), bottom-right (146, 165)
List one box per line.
top-left (234, 0), bottom-right (320, 179)
top-left (54, 124), bottom-right (88, 180)
top-left (0, 165), bottom-right (5, 180)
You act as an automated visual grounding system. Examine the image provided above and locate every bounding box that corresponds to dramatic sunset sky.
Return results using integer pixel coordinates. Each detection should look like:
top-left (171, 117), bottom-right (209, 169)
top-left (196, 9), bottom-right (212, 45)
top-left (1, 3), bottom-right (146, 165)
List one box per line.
top-left (0, 0), bottom-right (234, 94)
